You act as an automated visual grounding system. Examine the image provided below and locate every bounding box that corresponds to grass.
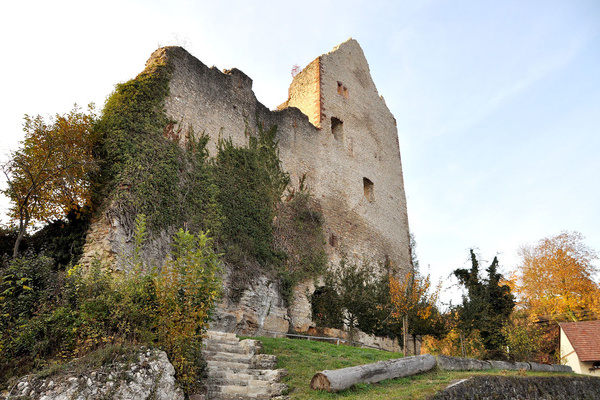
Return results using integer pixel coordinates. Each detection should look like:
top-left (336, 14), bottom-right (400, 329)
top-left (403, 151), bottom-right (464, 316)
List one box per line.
top-left (34, 344), bottom-right (140, 380)
top-left (254, 336), bottom-right (575, 400)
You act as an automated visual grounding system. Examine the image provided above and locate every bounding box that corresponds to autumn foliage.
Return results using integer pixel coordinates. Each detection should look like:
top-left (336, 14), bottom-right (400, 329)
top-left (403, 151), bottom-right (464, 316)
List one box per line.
top-left (389, 271), bottom-right (438, 323)
top-left (156, 228), bottom-right (222, 393)
top-left (1, 105), bottom-right (97, 257)
top-left (512, 231), bottom-right (600, 322)
top-left (389, 269), bottom-right (442, 355)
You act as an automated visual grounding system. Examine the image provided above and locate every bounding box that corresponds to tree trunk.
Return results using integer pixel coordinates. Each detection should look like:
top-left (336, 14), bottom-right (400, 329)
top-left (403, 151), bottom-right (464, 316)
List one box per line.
top-left (402, 314), bottom-right (408, 356)
top-left (13, 215), bottom-right (28, 258)
top-left (310, 354), bottom-right (436, 392)
top-left (412, 333), bottom-right (418, 355)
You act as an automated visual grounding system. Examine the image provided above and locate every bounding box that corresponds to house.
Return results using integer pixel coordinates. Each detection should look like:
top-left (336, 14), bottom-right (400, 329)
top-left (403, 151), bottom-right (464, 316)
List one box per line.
top-left (560, 320), bottom-right (600, 375)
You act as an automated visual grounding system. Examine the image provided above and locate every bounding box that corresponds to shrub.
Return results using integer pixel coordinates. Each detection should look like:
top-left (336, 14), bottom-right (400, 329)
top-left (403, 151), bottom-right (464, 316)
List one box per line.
top-left (156, 228), bottom-right (222, 394)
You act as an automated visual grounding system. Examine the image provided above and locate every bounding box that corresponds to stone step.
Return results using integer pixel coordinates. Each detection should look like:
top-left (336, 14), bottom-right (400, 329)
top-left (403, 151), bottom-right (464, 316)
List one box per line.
top-left (206, 392), bottom-right (271, 400)
top-left (208, 383), bottom-right (271, 397)
top-left (205, 331), bottom-right (239, 342)
top-left (238, 339), bottom-right (263, 355)
top-left (208, 369), bottom-right (285, 382)
top-left (203, 331), bottom-right (286, 400)
top-left (204, 339), bottom-right (242, 348)
top-left (203, 343), bottom-right (248, 355)
top-left (207, 378), bottom-right (272, 388)
top-left (203, 351), bottom-right (253, 364)
top-left (207, 360), bottom-right (252, 371)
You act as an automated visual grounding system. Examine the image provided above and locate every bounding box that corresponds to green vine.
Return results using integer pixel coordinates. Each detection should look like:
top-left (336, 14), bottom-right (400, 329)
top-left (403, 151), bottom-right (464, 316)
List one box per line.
top-left (94, 56), bottom-right (220, 236)
top-left (93, 52), bottom-right (324, 304)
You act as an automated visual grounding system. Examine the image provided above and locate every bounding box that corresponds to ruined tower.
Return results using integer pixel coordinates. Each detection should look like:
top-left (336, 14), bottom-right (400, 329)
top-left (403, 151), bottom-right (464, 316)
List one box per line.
top-left (278, 39), bottom-right (410, 270)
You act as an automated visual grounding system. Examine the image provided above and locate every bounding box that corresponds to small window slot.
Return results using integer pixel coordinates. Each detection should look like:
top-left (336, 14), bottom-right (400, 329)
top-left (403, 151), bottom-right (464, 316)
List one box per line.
top-left (363, 177), bottom-right (374, 202)
top-left (337, 81), bottom-right (348, 98)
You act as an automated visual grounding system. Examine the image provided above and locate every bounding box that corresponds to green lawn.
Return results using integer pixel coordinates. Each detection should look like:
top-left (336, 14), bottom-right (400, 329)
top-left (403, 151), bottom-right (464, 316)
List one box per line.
top-left (254, 337), bottom-right (573, 400)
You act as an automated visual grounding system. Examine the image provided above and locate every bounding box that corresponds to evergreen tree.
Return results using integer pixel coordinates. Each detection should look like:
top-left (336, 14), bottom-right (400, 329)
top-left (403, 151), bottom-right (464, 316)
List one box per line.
top-left (453, 249), bottom-right (514, 359)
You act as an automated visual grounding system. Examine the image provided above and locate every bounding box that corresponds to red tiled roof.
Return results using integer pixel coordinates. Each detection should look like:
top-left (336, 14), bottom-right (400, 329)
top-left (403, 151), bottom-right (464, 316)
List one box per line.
top-left (560, 320), bottom-right (600, 362)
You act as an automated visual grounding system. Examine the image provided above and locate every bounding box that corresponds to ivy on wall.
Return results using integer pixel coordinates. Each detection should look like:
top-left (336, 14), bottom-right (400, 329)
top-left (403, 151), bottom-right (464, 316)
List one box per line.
top-left (93, 54), bottom-right (325, 304)
top-left (274, 181), bottom-right (328, 303)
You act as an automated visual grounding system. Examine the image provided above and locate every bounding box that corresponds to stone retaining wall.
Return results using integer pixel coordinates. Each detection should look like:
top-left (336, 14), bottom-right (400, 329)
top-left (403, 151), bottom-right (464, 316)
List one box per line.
top-left (431, 375), bottom-right (600, 400)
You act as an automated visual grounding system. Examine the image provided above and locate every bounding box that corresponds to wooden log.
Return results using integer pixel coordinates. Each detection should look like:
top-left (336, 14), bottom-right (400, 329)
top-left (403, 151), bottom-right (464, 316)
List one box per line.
top-left (310, 354), bottom-right (436, 392)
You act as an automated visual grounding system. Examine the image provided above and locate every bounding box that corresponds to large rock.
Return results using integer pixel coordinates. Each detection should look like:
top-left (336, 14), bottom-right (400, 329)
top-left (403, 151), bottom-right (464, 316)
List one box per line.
top-left (3, 348), bottom-right (184, 400)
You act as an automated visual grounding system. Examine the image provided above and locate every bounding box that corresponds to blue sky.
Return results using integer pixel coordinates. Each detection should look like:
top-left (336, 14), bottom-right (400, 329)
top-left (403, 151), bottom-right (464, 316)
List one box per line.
top-left (1, 0), bottom-right (599, 305)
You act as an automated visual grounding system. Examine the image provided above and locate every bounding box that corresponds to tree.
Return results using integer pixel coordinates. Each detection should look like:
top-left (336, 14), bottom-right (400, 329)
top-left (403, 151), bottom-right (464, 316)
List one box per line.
top-left (318, 258), bottom-right (384, 346)
top-left (503, 310), bottom-right (555, 363)
top-left (453, 250), bottom-right (514, 359)
top-left (389, 234), bottom-right (443, 355)
top-left (389, 270), bottom-right (441, 355)
top-left (1, 105), bottom-right (97, 257)
top-left (512, 231), bottom-right (599, 322)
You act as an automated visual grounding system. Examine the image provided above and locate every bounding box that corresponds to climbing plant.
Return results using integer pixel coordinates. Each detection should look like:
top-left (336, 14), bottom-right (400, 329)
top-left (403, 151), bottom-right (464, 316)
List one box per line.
top-left (274, 178), bottom-right (328, 304)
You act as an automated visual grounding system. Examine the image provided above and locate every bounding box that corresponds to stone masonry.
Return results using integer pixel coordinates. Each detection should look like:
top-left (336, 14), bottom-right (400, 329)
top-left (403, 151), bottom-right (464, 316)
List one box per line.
top-left (82, 39), bottom-right (411, 341)
top-left (202, 330), bottom-right (289, 400)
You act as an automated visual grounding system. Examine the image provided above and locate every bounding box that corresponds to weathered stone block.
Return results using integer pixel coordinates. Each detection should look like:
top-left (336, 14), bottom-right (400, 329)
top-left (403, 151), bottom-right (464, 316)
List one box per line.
top-left (488, 360), bottom-right (531, 371)
top-left (436, 355), bottom-right (492, 371)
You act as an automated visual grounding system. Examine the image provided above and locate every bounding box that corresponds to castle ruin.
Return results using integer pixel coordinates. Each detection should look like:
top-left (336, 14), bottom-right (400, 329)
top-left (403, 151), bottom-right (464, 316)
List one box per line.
top-left (83, 39), bottom-right (411, 344)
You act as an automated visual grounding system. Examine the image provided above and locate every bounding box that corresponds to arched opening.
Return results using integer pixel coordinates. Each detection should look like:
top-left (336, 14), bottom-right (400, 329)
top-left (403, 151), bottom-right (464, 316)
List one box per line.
top-left (311, 286), bottom-right (344, 329)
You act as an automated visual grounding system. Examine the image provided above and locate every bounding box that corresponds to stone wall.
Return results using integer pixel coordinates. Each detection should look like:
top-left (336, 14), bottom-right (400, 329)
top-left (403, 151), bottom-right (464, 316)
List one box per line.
top-left (431, 375), bottom-right (600, 400)
top-left (305, 326), bottom-right (411, 354)
top-left (158, 39), bottom-right (411, 273)
top-left (296, 39), bottom-right (410, 270)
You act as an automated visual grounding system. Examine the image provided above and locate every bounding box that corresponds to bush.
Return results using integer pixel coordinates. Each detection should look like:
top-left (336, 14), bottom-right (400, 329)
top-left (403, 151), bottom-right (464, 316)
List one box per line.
top-left (0, 224), bottom-right (222, 395)
top-left (156, 229), bottom-right (222, 393)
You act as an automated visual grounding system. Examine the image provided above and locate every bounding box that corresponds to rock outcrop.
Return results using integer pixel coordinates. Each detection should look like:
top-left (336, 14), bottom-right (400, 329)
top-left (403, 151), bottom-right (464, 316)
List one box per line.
top-left (2, 348), bottom-right (183, 400)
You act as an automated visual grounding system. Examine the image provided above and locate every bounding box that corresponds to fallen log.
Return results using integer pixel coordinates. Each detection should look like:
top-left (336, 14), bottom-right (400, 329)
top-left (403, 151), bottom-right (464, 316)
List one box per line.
top-left (310, 354), bottom-right (436, 392)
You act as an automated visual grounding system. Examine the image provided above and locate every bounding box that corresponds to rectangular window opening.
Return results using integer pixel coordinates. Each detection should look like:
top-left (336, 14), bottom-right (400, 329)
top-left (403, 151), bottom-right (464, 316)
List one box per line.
top-left (337, 81), bottom-right (348, 98)
top-left (363, 177), bottom-right (374, 202)
top-left (329, 233), bottom-right (338, 247)
top-left (331, 117), bottom-right (344, 141)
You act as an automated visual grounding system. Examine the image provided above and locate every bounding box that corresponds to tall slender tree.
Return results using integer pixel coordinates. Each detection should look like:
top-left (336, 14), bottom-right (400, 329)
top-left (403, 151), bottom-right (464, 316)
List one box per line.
top-left (389, 235), bottom-right (442, 355)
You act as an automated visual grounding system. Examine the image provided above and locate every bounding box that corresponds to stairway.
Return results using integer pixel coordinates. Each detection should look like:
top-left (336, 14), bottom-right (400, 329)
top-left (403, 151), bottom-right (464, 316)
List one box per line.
top-left (202, 331), bottom-right (289, 400)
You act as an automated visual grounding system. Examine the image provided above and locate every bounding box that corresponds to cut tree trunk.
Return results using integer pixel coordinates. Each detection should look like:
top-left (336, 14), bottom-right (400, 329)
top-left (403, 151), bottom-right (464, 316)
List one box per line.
top-left (310, 354), bottom-right (436, 392)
